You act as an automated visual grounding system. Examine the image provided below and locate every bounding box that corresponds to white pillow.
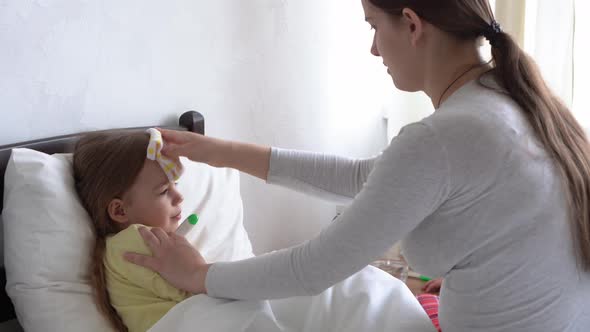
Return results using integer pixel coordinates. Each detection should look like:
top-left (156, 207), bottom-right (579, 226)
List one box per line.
top-left (177, 157), bottom-right (253, 262)
top-left (2, 148), bottom-right (253, 332)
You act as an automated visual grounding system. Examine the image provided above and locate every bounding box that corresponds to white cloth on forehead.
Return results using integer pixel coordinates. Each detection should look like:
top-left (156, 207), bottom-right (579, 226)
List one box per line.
top-left (146, 128), bottom-right (182, 182)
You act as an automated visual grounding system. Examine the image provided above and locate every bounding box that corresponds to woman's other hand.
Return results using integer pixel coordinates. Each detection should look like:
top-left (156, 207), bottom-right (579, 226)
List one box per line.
top-left (124, 227), bottom-right (210, 295)
top-left (422, 277), bottom-right (443, 294)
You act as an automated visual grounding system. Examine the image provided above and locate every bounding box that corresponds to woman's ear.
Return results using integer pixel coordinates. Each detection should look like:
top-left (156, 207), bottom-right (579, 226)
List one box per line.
top-left (401, 8), bottom-right (424, 47)
top-left (108, 198), bottom-right (129, 224)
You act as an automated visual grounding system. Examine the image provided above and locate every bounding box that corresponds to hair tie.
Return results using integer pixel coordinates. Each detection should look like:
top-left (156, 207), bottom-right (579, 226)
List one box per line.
top-left (483, 20), bottom-right (502, 48)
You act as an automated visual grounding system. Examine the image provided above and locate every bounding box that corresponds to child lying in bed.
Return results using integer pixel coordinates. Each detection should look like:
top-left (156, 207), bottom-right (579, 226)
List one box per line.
top-left (73, 130), bottom-right (190, 332)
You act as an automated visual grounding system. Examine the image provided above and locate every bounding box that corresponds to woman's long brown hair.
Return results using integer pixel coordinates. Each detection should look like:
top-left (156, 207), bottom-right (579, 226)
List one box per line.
top-left (370, 0), bottom-right (590, 270)
top-left (73, 131), bottom-right (150, 331)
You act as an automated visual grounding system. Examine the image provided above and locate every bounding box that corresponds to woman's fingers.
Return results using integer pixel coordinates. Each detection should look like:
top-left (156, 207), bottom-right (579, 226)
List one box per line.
top-left (124, 252), bottom-right (160, 272)
top-left (159, 127), bottom-right (214, 165)
top-left (126, 227), bottom-right (210, 294)
top-left (161, 145), bottom-right (180, 159)
top-left (151, 227), bottom-right (171, 246)
top-left (159, 131), bottom-right (190, 158)
top-left (167, 231), bottom-right (186, 244)
top-left (138, 227), bottom-right (161, 252)
top-left (159, 128), bottom-right (188, 144)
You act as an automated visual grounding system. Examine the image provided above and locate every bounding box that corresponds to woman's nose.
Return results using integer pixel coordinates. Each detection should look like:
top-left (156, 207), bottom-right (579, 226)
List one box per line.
top-left (371, 36), bottom-right (380, 56)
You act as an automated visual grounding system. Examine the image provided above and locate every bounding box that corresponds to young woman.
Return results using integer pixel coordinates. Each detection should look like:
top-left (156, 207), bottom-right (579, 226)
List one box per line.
top-left (125, 1), bottom-right (590, 331)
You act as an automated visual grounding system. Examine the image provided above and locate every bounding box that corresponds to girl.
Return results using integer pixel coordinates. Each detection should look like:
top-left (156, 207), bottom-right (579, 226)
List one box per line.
top-left (74, 131), bottom-right (190, 332)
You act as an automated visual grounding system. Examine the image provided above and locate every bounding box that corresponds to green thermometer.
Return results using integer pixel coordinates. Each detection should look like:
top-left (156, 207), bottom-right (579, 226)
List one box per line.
top-left (175, 213), bottom-right (199, 236)
top-left (408, 270), bottom-right (433, 282)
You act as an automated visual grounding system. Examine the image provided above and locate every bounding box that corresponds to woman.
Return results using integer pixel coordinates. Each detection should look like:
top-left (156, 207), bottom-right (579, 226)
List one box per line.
top-left (125, 0), bottom-right (590, 330)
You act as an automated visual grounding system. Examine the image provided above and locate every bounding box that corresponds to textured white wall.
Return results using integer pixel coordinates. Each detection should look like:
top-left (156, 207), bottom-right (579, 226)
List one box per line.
top-left (0, 0), bottom-right (390, 254)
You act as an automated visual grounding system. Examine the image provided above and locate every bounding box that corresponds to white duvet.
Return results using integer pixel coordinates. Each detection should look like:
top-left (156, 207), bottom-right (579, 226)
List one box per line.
top-left (150, 266), bottom-right (437, 332)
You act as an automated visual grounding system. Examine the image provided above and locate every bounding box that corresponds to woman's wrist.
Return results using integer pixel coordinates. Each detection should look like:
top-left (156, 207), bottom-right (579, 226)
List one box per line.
top-left (193, 263), bottom-right (212, 295)
top-left (202, 136), bottom-right (233, 168)
top-left (207, 138), bottom-right (271, 180)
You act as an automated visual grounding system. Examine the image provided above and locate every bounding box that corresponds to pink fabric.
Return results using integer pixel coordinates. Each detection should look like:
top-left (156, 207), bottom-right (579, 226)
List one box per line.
top-left (417, 294), bottom-right (441, 332)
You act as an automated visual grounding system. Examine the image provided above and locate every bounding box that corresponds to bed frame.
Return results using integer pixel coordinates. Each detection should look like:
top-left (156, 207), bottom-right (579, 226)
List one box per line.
top-left (0, 110), bottom-right (205, 324)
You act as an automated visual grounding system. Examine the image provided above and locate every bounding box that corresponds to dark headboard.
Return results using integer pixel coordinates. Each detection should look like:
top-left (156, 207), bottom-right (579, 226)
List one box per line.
top-left (0, 110), bottom-right (204, 323)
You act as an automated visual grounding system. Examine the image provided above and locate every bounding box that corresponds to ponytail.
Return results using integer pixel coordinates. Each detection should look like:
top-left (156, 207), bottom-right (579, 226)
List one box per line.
top-left (490, 31), bottom-right (590, 271)
top-left (91, 236), bottom-right (128, 332)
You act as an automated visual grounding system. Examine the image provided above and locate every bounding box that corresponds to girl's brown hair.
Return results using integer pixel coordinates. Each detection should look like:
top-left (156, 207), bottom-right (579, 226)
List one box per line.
top-left (369, 0), bottom-right (590, 270)
top-left (73, 131), bottom-right (150, 332)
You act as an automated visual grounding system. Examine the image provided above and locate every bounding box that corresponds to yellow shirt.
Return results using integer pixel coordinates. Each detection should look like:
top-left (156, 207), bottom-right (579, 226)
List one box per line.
top-left (105, 224), bottom-right (190, 332)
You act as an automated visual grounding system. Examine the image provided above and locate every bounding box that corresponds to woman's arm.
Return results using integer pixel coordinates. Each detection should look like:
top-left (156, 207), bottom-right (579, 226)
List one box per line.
top-left (204, 123), bottom-right (451, 299)
top-left (160, 129), bottom-right (379, 202)
top-left (266, 148), bottom-right (379, 203)
top-left (159, 129), bottom-right (272, 181)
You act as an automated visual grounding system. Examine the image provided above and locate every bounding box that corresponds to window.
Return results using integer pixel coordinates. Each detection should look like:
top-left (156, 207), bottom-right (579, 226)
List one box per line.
top-left (520, 0), bottom-right (588, 128)
top-left (385, 1), bottom-right (589, 139)
top-left (573, 0), bottom-right (590, 128)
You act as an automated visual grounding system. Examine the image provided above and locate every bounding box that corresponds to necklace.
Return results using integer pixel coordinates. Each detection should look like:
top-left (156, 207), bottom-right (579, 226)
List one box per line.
top-left (436, 63), bottom-right (483, 108)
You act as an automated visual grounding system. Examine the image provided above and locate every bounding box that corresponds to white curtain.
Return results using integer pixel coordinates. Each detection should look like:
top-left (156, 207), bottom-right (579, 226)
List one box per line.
top-left (497, 0), bottom-right (590, 128)
top-left (494, 0), bottom-right (526, 47)
top-left (385, 0), bottom-right (589, 137)
top-left (573, 0), bottom-right (590, 128)
top-left (522, 0), bottom-right (575, 108)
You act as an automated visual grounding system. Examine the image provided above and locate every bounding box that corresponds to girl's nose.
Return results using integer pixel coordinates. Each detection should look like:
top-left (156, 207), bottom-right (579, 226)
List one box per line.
top-left (172, 187), bottom-right (184, 205)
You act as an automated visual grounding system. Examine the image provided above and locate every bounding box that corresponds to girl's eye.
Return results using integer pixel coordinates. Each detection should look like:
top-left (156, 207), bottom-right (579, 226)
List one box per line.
top-left (370, 25), bottom-right (376, 31)
top-left (160, 188), bottom-right (169, 195)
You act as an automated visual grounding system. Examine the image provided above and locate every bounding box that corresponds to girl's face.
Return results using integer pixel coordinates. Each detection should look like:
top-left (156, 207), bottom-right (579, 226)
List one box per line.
top-left (361, 0), bottom-right (425, 92)
top-left (109, 160), bottom-right (184, 233)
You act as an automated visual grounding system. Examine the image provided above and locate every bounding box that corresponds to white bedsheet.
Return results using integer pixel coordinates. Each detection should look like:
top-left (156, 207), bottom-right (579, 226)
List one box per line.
top-left (150, 266), bottom-right (437, 332)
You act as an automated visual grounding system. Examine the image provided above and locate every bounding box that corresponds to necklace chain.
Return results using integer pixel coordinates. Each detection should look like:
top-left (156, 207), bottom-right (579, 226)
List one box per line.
top-left (437, 64), bottom-right (483, 108)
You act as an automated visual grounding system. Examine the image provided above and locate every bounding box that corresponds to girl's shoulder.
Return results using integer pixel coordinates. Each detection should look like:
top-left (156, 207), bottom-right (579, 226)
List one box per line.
top-left (105, 224), bottom-right (152, 259)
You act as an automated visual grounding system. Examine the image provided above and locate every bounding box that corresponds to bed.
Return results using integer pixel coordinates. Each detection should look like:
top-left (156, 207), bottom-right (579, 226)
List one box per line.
top-left (0, 111), bottom-right (436, 332)
top-left (0, 111), bottom-right (205, 331)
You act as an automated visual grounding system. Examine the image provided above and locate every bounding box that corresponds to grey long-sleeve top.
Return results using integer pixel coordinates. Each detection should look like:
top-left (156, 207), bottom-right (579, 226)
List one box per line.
top-left (205, 76), bottom-right (590, 331)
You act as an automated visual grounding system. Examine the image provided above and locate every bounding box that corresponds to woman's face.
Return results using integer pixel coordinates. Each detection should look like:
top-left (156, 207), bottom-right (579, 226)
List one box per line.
top-left (361, 0), bottom-right (424, 92)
